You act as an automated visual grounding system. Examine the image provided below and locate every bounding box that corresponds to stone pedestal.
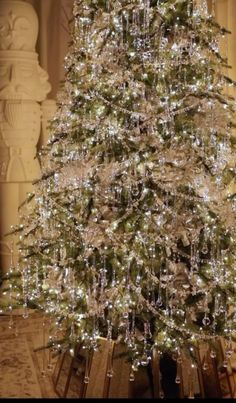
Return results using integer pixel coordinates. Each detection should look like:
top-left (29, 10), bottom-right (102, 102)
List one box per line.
top-left (0, 0), bottom-right (55, 274)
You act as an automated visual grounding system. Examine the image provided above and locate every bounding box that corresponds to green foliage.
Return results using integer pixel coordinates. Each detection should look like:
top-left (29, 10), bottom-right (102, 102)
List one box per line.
top-left (6, 0), bottom-right (236, 367)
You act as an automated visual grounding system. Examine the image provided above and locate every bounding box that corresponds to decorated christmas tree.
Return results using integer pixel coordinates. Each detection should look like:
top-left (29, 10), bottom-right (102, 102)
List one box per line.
top-left (5, 0), bottom-right (236, 379)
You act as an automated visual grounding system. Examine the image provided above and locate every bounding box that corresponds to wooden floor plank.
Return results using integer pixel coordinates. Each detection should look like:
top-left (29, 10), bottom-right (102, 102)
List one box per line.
top-left (1, 313), bottom-right (236, 398)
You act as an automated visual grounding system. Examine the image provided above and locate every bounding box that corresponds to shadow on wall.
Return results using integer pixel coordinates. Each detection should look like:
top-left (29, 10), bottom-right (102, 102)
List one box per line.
top-left (25, 0), bottom-right (74, 99)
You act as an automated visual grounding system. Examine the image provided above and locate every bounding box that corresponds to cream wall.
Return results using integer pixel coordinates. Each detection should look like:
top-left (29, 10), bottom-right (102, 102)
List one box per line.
top-left (24, 0), bottom-right (74, 99)
top-left (212, 0), bottom-right (236, 99)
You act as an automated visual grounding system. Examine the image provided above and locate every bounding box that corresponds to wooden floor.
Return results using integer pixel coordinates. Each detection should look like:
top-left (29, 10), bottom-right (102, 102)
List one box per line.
top-left (1, 312), bottom-right (236, 399)
top-left (0, 312), bottom-right (58, 398)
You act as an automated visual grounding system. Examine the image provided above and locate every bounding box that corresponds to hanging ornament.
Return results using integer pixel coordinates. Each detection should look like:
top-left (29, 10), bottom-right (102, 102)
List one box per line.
top-left (84, 350), bottom-right (91, 384)
top-left (194, 0), bottom-right (209, 18)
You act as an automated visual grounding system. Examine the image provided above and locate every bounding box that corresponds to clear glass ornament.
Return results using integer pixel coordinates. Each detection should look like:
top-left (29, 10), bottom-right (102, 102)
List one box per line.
top-left (107, 369), bottom-right (114, 378)
top-left (84, 375), bottom-right (90, 384)
top-left (23, 303), bottom-right (29, 319)
top-left (84, 351), bottom-right (90, 384)
top-left (202, 243), bottom-right (208, 255)
top-left (141, 353), bottom-right (149, 366)
top-left (156, 297), bottom-right (162, 307)
top-left (203, 362), bottom-right (208, 371)
top-left (132, 359), bottom-right (139, 372)
top-left (175, 375), bottom-right (181, 384)
top-left (202, 314), bottom-right (211, 326)
top-left (223, 359), bottom-right (228, 368)
top-left (159, 390), bottom-right (165, 399)
top-left (210, 350), bottom-right (216, 359)
top-left (129, 369), bottom-right (135, 382)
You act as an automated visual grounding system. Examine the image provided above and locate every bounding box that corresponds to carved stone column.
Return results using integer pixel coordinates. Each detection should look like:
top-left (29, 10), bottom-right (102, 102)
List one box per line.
top-left (0, 0), bottom-right (55, 274)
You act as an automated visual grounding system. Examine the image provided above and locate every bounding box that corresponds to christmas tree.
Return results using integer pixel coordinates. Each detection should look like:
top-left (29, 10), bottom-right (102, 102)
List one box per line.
top-left (6, 0), bottom-right (236, 375)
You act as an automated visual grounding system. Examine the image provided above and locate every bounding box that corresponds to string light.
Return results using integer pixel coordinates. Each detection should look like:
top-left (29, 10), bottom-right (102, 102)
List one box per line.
top-left (4, 0), bottom-right (236, 385)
